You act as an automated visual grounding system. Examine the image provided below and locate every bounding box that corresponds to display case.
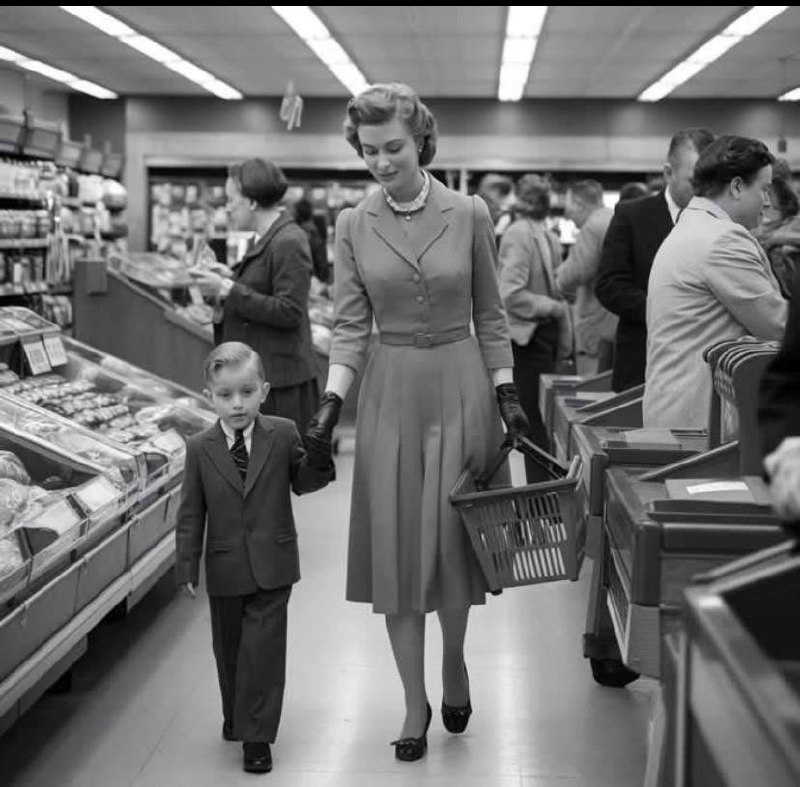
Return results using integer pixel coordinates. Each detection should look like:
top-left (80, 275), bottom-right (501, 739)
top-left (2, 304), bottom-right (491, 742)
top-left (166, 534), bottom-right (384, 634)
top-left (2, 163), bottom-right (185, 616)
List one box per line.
top-left (0, 312), bottom-right (215, 495)
top-left (583, 453), bottom-right (785, 684)
top-left (0, 308), bottom-right (215, 734)
top-left (673, 540), bottom-right (800, 786)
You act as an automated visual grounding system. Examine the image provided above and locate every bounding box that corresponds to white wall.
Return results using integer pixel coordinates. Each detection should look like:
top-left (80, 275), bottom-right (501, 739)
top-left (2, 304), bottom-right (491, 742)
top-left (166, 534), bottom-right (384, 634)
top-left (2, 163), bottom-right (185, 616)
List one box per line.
top-left (0, 66), bottom-right (70, 132)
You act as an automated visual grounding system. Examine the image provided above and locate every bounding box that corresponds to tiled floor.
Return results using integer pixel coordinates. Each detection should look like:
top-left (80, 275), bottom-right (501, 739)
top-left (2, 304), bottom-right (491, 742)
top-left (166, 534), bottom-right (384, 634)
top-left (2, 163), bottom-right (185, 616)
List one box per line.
top-left (1, 453), bottom-right (656, 787)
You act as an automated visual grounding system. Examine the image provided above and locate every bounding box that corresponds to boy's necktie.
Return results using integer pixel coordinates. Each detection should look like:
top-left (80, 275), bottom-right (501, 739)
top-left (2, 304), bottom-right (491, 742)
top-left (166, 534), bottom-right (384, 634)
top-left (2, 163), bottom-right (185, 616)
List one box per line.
top-left (230, 429), bottom-right (248, 480)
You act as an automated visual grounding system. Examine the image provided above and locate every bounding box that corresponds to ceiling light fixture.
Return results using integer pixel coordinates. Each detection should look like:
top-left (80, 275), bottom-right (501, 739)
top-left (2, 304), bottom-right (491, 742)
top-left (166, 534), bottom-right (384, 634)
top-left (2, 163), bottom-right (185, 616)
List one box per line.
top-left (498, 6), bottom-right (549, 102)
top-left (0, 43), bottom-right (117, 98)
top-left (59, 5), bottom-right (243, 99)
top-left (638, 6), bottom-right (789, 102)
top-left (271, 6), bottom-right (369, 95)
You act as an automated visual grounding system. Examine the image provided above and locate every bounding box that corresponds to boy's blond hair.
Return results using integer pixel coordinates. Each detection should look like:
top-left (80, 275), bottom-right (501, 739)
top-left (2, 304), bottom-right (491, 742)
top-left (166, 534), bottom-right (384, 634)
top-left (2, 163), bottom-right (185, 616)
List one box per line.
top-left (204, 342), bottom-right (265, 383)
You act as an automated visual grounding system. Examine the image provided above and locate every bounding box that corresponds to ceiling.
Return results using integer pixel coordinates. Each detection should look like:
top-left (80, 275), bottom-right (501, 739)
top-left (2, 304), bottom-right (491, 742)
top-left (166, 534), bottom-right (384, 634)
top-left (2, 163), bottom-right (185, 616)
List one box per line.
top-left (1, 5), bottom-right (800, 100)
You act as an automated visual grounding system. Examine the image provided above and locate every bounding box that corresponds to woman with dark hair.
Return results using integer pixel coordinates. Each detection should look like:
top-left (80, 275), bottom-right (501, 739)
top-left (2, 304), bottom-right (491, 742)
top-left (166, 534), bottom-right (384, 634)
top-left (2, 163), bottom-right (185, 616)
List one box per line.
top-left (497, 174), bottom-right (566, 479)
top-left (618, 181), bottom-right (650, 202)
top-left (755, 175), bottom-right (800, 298)
top-left (303, 83), bottom-right (527, 762)
top-left (191, 158), bottom-right (319, 430)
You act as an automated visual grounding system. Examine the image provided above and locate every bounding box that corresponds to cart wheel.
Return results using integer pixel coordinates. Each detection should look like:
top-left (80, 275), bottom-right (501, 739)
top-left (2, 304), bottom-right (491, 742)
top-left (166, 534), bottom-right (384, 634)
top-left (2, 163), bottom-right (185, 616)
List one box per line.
top-left (590, 657), bottom-right (640, 688)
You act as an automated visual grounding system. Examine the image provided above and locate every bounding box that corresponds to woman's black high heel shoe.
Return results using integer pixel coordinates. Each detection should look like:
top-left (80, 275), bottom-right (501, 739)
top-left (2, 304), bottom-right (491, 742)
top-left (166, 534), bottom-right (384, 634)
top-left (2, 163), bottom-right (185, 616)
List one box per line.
top-left (442, 666), bottom-right (472, 734)
top-left (391, 703), bottom-right (432, 762)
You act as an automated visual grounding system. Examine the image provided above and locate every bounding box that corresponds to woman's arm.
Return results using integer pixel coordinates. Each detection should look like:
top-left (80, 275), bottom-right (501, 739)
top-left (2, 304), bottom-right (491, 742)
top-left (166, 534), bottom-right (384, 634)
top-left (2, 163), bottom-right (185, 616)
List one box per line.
top-left (325, 209), bottom-right (373, 400)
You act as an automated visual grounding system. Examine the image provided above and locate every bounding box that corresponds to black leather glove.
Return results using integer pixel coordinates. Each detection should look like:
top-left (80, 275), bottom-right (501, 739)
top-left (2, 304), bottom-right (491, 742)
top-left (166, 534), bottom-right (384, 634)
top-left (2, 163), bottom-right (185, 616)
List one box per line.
top-left (495, 382), bottom-right (530, 443)
top-left (305, 391), bottom-right (343, 444)
top-left (303, 433), bottom-right (335, 474)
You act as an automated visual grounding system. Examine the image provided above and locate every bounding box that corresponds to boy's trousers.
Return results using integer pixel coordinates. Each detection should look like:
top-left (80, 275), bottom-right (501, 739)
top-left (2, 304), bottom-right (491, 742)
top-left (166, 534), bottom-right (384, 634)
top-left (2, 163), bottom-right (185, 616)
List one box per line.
top-left (208, 585), bottom-right (292, 743)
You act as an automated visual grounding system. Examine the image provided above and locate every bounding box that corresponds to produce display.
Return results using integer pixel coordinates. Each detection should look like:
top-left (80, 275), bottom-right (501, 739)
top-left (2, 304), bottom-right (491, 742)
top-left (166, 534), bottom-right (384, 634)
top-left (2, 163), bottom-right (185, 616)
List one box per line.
top-left (0, 436), bottom-right (101, 586)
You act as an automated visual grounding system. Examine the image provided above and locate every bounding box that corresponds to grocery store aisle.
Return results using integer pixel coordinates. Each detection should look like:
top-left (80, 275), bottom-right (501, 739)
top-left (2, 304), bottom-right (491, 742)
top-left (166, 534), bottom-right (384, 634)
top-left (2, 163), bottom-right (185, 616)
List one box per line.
top-left (2, 454), bottom-right (656, 787)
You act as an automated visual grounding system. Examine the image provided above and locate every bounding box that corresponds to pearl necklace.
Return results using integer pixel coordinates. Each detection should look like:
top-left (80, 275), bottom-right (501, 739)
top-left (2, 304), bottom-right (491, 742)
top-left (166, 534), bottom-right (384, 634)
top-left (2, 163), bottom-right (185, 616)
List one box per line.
top-left (383, 171), bottom-right (430, 221)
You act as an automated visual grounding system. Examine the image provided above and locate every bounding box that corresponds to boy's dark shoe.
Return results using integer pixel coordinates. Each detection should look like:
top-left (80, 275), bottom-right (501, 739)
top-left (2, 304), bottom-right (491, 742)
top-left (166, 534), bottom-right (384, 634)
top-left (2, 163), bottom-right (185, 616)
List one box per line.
top-left (243, 742), bottom-right (272, 773)
top-left (222, 721), bottom-right (236, 741)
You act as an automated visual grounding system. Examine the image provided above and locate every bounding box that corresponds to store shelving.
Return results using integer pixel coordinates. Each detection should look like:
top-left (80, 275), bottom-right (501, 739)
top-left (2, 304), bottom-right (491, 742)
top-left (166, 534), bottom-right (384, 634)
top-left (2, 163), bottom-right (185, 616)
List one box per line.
top-left (0, 239), bottom-right (50, 250)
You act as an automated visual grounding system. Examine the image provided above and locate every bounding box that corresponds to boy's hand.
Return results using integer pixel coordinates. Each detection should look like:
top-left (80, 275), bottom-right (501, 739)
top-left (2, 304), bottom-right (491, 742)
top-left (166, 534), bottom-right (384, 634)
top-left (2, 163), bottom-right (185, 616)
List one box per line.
top-left (183, 583), bottom-right (197, 599)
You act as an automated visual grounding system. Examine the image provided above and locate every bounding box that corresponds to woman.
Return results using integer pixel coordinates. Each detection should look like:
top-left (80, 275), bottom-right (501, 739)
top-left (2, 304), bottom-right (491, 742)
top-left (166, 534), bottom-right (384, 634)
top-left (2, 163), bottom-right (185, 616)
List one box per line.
top-left (754, 176), bottom-right (800, 299)
top-left (497, 175), bottom-right (567, 481)
top-left (192, 159), bottom-right (319, 431)
top-left (304, 83), bottom-right (528, 761)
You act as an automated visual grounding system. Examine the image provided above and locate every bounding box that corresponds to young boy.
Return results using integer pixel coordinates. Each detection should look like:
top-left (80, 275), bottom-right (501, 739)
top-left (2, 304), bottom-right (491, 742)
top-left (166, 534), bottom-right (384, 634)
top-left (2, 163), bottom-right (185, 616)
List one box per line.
top-left (175, 341), bottom-right (334, 774)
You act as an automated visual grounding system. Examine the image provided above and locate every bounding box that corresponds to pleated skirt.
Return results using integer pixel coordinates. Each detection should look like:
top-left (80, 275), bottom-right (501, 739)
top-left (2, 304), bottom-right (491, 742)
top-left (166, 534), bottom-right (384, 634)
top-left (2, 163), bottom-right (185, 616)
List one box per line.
top-left (346, 337), bottom-right (508, 614)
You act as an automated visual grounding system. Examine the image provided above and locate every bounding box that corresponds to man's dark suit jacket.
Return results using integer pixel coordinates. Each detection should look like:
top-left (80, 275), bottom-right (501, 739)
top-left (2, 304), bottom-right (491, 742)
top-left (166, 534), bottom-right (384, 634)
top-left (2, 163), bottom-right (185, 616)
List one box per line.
top-left (175, 415), bottom-right (332, 597)
top-left (595, 192), bottom-right (673, 392)
top-left (759, 266), bottom-right (800, 458)
top-left (220, 213), bottom-right (318, 389)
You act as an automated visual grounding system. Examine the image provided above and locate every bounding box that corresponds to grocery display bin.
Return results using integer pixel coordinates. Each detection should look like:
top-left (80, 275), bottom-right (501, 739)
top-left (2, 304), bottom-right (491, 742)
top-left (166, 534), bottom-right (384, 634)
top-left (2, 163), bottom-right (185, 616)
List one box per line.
top-left (672, 540), bottom-right (800, 787)
top-left (584, 447), bottom-right (786, 685)
top-left (539, 371), bottom-right (612, 442)
top-left (570, 423), bottom-right (704, 560)
top-left (550, 384), bottom-right (644, 466)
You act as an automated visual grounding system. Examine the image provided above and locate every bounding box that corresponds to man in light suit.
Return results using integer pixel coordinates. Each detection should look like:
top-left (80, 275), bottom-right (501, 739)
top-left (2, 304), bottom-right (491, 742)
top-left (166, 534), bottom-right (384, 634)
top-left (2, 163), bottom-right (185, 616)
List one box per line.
top-left (175, 342), bottom-right (333, 774)
top-left (643, 136), bottom-right (788, 430)
top-left (595, 128), bottom-right (715, 391)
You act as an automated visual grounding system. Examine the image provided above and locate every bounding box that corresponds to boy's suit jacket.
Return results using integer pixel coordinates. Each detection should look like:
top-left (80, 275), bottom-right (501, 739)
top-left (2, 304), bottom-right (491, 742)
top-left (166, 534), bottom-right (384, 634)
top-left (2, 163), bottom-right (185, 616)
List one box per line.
top-left (175, 414), bottom-right (331, 597)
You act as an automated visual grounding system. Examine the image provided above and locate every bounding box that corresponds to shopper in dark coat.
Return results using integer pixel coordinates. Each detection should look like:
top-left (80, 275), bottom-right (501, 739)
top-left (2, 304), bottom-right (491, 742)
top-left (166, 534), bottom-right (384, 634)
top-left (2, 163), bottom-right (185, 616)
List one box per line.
top-left (760, 265), bottom-right (800, 517)
top-left (595, 128), bottom-right (715, 392)
top-left (191, 159), bottom-right (320, 432)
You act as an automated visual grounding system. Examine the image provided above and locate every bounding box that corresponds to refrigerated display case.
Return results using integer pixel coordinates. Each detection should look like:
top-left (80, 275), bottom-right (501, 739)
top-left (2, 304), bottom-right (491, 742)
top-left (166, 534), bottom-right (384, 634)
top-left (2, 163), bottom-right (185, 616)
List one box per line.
top-left (0, 307), bottom-right (216, 734)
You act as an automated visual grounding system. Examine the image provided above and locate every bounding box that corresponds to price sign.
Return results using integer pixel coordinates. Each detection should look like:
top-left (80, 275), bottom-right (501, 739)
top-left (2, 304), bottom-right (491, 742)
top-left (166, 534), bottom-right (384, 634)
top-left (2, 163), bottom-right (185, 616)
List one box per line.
top-left (22, 338), bottom-right (52, 375)
top-left (43, 334), bottom-right (68, 367)
top-left (29, 498), bottom-right (82, 535)
top-left (151, 429), bottom-right (185, 455)
top-left (188, 286), bottom-right (205, 306)
top-left (73, 475), bottom-right (120, 513)
top-left (2, 317), bottom-right (33, 334)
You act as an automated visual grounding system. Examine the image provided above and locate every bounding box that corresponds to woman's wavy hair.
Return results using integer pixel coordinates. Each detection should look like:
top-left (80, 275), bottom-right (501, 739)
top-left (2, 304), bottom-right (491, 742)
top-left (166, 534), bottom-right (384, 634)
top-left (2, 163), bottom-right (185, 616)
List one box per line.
top-left (344, 83), bottom-right (438, 167)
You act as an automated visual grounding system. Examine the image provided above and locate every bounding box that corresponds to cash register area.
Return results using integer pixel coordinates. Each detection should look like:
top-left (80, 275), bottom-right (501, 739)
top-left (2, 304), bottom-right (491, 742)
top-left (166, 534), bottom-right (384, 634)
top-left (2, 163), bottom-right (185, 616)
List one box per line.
top-left (1, 452), bottom-right (657, 787)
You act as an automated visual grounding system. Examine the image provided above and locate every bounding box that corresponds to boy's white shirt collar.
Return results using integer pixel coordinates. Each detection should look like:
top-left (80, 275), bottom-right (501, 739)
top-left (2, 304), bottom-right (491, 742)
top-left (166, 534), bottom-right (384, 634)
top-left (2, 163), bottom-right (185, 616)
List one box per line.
top-left (219, 419), bottom-right (255, 454)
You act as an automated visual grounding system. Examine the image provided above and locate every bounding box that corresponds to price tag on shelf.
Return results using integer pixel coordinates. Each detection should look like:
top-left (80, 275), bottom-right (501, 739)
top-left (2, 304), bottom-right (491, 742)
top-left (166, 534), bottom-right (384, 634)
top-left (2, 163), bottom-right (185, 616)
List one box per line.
top-left (28, 498), bottom-right (82, 535)
top-left (73, 475), bottom-right (121, 513)
top-left (2, 317), bottom-right (33, 334)
top-left (43, 334), bottom-right (68, 367)
top-left (151, 429), bottom-right (185, 455)
top-left (22, 338), bottom-right (52, 375)
top-left (188, 286), bottom-right (205, 306)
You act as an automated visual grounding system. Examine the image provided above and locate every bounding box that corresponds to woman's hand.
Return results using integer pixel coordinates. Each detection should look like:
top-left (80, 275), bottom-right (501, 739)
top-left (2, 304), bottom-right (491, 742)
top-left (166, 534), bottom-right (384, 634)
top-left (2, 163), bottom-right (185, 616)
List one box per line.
top-left (189, 270), bottom-right (233, 298)
top-left (495, 382), bottom-right (530, 444)
top-left (305, 391), bottom-right (344, 444)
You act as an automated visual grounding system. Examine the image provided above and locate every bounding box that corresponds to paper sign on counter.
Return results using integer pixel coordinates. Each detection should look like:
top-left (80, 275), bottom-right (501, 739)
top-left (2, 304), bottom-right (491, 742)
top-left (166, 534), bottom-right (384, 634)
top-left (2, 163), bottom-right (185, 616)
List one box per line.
top-left (151, 429), bottom-right (185, 455)
top-left (685, 481), bottom-right (749, 495)
top-left (43, 334), bottom-right (68, 367)
top-left (74, 475), bottom-right (120, 513)
top-left (29, 498), bottom-right (82, 535)
top-left (22, 338), bottom-right (52, 375)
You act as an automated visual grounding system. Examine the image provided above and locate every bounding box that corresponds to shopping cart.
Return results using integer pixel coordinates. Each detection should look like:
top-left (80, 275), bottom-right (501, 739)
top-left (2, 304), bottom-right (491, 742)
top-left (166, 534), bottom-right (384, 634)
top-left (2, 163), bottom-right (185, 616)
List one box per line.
top-left (450, 436), bottom-right (586, 593)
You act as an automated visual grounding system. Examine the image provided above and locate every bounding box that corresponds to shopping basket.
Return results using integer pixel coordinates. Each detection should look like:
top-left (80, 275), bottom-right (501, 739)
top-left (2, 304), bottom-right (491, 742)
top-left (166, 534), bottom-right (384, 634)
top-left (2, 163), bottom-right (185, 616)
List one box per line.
top-left (450, 435), bottom-right (586, 593)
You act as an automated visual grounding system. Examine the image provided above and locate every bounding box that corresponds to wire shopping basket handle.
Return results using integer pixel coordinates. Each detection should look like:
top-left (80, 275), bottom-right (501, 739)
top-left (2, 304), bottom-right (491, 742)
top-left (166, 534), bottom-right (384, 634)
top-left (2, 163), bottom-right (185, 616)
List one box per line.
top-left (477, 434), bottom-right (568, 490)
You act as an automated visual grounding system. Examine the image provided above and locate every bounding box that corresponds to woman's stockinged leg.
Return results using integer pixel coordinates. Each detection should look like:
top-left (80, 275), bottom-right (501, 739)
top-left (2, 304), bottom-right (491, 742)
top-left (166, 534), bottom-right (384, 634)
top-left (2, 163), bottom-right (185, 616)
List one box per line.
top-left (437, 608), bottom-right (471, 706)
top-left (385, 612), bottom-right (428, 739)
